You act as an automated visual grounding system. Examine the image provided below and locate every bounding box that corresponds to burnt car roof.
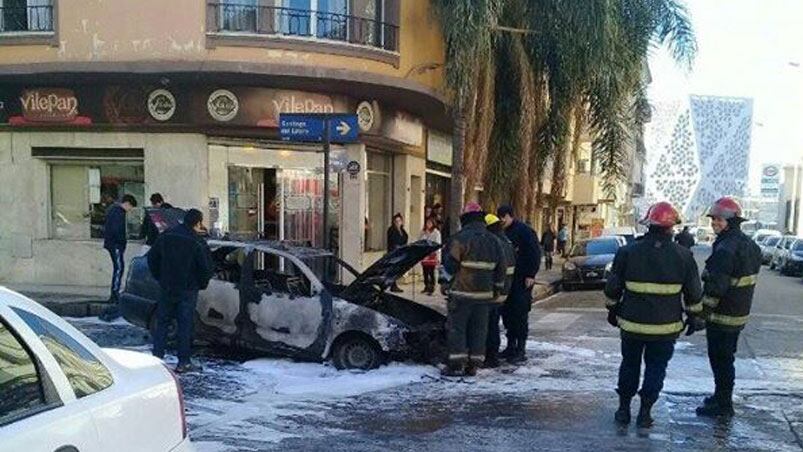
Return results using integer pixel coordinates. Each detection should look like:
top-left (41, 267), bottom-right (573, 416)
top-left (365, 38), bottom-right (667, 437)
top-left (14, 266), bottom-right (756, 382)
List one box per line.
top-left (206, 239), bottom-right (334, 258)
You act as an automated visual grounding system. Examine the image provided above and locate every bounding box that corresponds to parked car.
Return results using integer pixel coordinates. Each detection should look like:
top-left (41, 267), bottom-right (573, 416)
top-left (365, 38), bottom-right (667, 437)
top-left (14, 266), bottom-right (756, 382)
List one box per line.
top-left (121, 240), bottom-right (445, 371)
top-left (0, 287), bottom-right (192, 452)
top-left (752, 229), bottom-right (781, 244)
top-left (602, 227), bottom-right (640, 244)
top-left (769, 235), bottom-right (798, 270)
top-left (562, 236), bottom-right (625, 291)
top-left (760, 235), bottom-right (782, 265)
top-left (776, 239), bottom-right (803, 276)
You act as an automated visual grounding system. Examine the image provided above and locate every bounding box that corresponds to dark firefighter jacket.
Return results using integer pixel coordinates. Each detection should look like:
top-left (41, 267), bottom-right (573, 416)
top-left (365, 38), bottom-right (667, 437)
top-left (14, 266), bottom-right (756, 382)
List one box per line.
top-left (443, 214), bottom-right (505, 303)
top-left (604, 231), bottom-right (704, 341)
top-left (504, 220), bottom-right (541, 286)
top-left (491, 229), bottom-right (517, 303)
top-left (702, 227), bottom-right (762, 331)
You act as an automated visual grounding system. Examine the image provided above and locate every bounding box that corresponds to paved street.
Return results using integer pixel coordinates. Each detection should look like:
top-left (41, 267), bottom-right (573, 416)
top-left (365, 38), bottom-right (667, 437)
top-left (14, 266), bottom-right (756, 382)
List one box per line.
top-left (66, 246), bottom-right (803, 451)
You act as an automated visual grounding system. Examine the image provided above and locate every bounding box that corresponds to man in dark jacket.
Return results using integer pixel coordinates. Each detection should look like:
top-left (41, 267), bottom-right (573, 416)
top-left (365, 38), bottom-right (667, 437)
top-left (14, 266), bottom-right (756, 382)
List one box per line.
top-left (674, 226), bottom-right (696, 249)
top-left (386, 213), bottom-right (409, 293)
top-left (148, 209), bottom-right (214, 373)
top-left (140, 193), bottom-right (175, 246)
top-left (441, 202), bottom-right (505, 377)
top-left (541, 226), bottom-right (556, 270)
top-left (497, 204), bottom-right (541, 364)
top-left (696, 197), bottom-right (762, 418)
top-left (100, 194), bottom-right (138, 322)
top-left (605, 201), bottom-right (704, 429)
top-left (483, 214), bottom-right (517, 368)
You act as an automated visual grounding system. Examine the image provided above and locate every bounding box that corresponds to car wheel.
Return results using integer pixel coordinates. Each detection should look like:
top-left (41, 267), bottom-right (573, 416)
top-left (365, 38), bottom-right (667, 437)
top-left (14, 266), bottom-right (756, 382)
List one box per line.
top-left (332, 335), bottom-right (382, 371)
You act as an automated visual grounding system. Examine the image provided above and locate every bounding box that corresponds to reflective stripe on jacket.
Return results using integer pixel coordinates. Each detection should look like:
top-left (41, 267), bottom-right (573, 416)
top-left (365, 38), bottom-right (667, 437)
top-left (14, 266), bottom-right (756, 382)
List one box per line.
top-left (444, 218), bottom-right (504, 303)
top-left (702, 228), bottom-right (762, 331)
top-left (604, 231), bottom-right (703, 340)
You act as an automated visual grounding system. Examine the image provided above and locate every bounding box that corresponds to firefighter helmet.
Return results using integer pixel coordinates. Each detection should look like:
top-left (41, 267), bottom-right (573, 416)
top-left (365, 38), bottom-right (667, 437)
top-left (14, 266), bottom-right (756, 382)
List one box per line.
top-left (640, 201), bottom-right (681, 228)
top-left (706, 197), bottom-right (744, 220)
top-left (485, 214), bottom-right (501, 226)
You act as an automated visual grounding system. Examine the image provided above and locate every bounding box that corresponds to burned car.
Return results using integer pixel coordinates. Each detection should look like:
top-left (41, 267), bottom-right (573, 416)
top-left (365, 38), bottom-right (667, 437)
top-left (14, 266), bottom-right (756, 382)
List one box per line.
top-left (120, 240), bottom-right (445, 370)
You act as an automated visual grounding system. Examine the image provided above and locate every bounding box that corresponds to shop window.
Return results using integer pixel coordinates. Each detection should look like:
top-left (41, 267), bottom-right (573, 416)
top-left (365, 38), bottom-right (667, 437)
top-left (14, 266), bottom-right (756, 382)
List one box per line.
top-left (12, 308), bottom-right (113, 399)
top-left (50, 163), bottom-right (144, 241)
top-left (365, 152), bottom-right (391, 252)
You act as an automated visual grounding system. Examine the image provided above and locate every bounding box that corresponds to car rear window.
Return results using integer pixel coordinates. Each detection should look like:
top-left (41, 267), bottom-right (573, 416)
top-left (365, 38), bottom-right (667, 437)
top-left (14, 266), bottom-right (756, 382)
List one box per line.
top-left (0, 319), bottom-right (47, 425)
top-left (570, 239), bottom-right (620, 256)
top-left (11, 308), bottom-right (113, 398)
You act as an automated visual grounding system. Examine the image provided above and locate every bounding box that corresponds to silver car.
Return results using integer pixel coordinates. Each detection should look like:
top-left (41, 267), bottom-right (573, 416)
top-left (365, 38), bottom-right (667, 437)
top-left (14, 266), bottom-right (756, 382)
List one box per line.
top-left (769, 235), bottom-right (798, 270)
top-left (759, 235), bottom-right (781, 265)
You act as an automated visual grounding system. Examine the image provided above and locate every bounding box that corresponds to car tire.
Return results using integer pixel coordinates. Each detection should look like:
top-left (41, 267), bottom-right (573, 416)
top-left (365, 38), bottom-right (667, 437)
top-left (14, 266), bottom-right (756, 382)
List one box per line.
top-left (332, 334), bottom-right (382, 371)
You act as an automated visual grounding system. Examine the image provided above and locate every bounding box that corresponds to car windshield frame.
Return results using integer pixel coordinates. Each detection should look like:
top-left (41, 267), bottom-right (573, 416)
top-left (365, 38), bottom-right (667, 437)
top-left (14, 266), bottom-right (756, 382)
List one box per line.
top-left (764, 237), bottom-right (780, 247)
top-left (569, 239), bottom-right (620, 257)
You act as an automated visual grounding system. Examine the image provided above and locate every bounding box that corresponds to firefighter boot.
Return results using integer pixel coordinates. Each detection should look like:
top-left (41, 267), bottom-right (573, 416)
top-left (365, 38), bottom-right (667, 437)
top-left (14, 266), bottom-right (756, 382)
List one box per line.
top-left (507, 337), bottom-right (528, 364)
top-left (614, 396), bottom-right (632, 425)
top-left (483, 352), bottom-right (501, 369)
top-left (696, 391), bottom-right (735, 418)
top-left (636, 397), bottom-right (655, 429)
top-left (441, 362), bottom-right (465, 377)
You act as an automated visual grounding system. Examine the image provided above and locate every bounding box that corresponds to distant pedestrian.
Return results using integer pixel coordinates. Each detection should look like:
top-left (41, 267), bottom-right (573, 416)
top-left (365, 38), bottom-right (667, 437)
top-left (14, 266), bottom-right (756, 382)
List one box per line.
top-left (140, 193), bottom-right (175, 246)
top-left (387, 213), bottom-right (409, 293)
top-left (433, 203), bottom-right (451, 241)
top-left (674, 226), bottom-right (696, 249)
top-left (99, 194), bottom-right (138, 322)
top-left (483, 214), bottom-right (517, 369)
top-left (557, 224), bottom-right (569, 257)
top-left (148, 209), bottom-right (214, 373)
top-left (541, 226), bottom-right (556, 270)
top-left (419, 217), bottom-right (441, 295)
top-left (441, 202), bottom-right (504, 377)
top-left (497, 205), bottom-right (541, 364)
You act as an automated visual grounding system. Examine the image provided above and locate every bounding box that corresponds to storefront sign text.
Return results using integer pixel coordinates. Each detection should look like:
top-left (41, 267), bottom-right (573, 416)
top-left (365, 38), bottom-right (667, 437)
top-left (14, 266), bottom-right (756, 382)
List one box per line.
top-left (20, 89), bottom-right (79, 122)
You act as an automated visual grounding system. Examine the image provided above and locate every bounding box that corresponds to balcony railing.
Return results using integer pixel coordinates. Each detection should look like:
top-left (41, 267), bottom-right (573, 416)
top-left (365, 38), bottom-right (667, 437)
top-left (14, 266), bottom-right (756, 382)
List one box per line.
top-left (208, 2), bottom-right (399, 52)
top-left (0, 4), bottom-right (53, 33)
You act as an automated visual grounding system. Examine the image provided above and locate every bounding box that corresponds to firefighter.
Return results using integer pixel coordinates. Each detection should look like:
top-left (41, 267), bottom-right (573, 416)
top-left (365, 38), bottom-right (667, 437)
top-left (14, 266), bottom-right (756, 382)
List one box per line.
top-left (483, 214), bottom-right (517, 368)
top-left (696, 197), bottom-right (762, 418)
top-left (441, 203), bottom-right (505, 377)
top-left (605, 201), bottom-right (704, 428)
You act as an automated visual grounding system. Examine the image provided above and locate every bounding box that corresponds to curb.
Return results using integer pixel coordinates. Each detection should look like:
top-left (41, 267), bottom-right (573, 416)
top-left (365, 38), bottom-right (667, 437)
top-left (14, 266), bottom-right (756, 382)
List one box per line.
top-left (21, 294), bottom-right (110, 318)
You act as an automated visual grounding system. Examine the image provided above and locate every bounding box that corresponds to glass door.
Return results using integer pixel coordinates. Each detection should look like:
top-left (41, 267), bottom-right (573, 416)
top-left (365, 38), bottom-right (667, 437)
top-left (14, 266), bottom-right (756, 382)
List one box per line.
top-left (279, 168), bottom-right (339, 250)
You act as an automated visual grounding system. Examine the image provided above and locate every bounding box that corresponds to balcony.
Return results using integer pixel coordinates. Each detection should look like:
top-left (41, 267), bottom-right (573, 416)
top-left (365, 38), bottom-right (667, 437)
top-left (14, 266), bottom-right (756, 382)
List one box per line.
top-left (206, 2), bottom-right (399, 65)
top-left (0, 2), bottom-right (54, 44)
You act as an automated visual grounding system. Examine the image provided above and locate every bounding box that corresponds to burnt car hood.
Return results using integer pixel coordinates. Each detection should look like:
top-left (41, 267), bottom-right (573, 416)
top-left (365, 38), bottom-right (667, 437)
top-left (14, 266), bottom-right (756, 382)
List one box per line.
top-left (341, 240), bottom-right (441, 299)
top-left (568, 254), bottom-right (615, 267)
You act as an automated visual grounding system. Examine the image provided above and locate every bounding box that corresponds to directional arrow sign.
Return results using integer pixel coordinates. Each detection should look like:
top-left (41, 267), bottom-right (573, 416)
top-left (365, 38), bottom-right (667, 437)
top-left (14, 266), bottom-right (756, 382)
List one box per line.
top-left (279, 113), bottom-right (359, 143)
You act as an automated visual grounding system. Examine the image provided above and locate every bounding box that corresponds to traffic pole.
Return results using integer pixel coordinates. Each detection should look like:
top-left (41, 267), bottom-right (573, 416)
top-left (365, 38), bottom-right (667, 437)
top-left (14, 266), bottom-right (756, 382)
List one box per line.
top-left (323, 118), bottom-right (331, 250)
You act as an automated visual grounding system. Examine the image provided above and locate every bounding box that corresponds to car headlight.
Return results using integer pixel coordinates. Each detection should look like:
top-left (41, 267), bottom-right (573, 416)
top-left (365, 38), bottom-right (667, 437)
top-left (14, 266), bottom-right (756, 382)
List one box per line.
top-left (605, 262), bottom-right (613, 272)
top-left (564, 262), bottom-right (577, 271)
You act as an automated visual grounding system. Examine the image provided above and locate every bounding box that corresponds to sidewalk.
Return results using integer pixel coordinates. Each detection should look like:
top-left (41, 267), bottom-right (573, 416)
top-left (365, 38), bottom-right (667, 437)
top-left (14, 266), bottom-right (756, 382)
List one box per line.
top-left (6, 284), bottom-right (110, 317)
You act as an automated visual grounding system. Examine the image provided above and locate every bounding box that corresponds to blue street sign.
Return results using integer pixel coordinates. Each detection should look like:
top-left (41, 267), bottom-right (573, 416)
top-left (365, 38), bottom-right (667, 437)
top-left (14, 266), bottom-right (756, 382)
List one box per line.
top-left (279, 114), bottom-right (359, 143)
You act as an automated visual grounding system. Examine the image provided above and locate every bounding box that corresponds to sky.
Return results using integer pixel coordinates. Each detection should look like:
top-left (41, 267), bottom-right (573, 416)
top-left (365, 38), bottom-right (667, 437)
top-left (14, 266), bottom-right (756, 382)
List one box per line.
top-left (648, 0), bottom-right (803, 194)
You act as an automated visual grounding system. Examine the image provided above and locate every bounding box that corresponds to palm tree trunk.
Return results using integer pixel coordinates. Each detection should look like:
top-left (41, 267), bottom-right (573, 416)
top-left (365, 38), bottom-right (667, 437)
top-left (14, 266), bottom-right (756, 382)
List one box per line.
top-left (450, 107), bottom-right (467, 234)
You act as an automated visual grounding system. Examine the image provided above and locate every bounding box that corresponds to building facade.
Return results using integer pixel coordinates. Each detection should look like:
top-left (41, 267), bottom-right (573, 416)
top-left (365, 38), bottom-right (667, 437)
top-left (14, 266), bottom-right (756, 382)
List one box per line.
top-left (0, 0), bottom-right (450, 287)
top-left (643, 95), bottom-right (753, 222)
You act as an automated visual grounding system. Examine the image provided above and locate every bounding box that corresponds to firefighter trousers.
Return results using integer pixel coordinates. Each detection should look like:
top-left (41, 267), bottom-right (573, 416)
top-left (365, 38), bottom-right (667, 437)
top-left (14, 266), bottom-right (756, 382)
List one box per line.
top-left (447, 297), bottom-right (490, 367)
top-left (707, 327), bottom-right (740, 399)
top-left (617, 335), bottom-right (675, 402)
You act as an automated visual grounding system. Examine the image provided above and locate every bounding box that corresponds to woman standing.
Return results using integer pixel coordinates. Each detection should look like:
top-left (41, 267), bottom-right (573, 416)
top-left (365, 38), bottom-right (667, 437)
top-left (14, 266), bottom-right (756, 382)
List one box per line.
top-left (386, 213), bottom-right (409, 292)
top-left (419, 217), bottom-right (441, 295)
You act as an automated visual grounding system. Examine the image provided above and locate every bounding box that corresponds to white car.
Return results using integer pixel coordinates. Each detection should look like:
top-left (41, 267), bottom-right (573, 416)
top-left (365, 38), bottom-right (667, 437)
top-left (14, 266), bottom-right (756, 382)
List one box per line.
top-left (0, 287), bottom-right (192, 452)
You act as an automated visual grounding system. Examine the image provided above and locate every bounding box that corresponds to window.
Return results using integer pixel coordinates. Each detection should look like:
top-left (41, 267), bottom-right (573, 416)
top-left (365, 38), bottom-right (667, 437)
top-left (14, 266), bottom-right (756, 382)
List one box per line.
top-left (365, 152), bottom-right (391, 252)
top-left (219, 0), bottom-right (258, 32)
top-left (50, 163), bottom-right (144, 241)
top-left (250, 251), bottom-right (312, 298)
top-left (570, 239), bottom-right (620, 257)
top-left (12, 308), bottom-right (113, 398)
top-left (0, 0), bottom-right (52, 32)
top-left (0, 319), bottom-right (46, 424)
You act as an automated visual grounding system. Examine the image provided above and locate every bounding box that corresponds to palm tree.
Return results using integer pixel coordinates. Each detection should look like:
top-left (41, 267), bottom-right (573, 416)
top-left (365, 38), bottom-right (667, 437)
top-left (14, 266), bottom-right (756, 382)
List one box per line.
top-left (431, 0), bottom-right (502, 232)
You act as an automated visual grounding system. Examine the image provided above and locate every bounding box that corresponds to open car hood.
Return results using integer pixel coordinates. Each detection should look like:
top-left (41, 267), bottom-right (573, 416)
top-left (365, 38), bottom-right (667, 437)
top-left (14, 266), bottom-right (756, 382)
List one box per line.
top-left (341, 240), bottom-right (441, 299)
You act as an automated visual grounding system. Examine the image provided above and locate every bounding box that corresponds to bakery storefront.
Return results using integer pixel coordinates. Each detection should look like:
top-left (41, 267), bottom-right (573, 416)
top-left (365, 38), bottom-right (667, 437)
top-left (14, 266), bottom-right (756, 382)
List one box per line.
top-left (0, 84), bottom-right (436, 286)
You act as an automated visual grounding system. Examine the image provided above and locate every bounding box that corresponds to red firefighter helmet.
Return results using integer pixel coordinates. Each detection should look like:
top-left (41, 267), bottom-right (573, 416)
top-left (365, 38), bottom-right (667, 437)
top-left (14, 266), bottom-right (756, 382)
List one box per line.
top-left (706, 197), bottom-right (743, 220)
top-left (640, 201), bottom-right (681, 228)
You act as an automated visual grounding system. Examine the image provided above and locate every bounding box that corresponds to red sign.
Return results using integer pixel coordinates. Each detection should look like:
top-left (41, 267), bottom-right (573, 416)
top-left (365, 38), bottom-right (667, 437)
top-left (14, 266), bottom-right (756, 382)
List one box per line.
top-left (10, 88), bottom-right (91, 126)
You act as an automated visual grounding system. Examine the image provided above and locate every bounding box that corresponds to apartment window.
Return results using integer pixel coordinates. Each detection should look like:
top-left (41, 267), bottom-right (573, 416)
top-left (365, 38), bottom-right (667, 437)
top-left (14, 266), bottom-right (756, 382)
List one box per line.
top-left (50, 163), bottom-right (144, 241)
top-left (0, 0), bottom-right (52, 32)
top-left (365, 152), bottom-right (391, 252)
top-left (219, 0), bottom-right (258, 32)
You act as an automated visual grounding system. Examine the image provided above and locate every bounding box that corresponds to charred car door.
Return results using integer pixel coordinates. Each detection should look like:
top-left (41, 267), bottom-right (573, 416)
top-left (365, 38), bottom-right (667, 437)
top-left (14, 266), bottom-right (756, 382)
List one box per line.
top-left (238, 248), bottom-right (332, 360)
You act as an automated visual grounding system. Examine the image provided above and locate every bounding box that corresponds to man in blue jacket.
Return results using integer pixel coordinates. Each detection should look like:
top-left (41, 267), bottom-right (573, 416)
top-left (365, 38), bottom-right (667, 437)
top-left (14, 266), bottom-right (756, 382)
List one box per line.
top-left (100, 194), bottom-right (138, 322)
top-left (496, 205), bottom-right (541, 363)
top-left (148, 209), bottom-right (214, 373)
